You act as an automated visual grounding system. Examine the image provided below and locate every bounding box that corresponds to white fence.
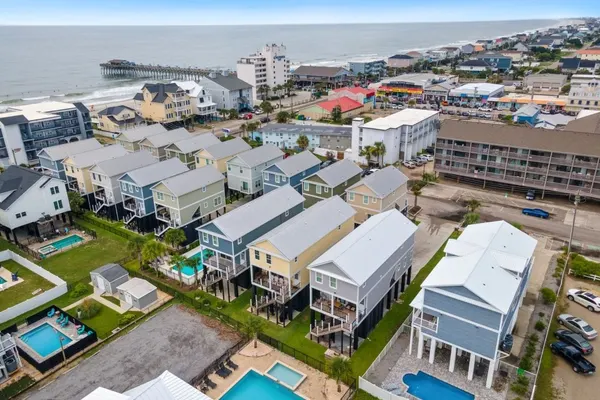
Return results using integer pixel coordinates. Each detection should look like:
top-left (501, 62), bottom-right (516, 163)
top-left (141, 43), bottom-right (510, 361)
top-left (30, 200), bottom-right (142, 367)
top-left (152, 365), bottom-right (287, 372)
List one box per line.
top-left (568, 269), bottom-right (600, 282)
top-left (359, 377), bottom-right (410, 400)
top-left (0, 250), bottom-right (67, 324)
top-left (364, 314), bottom-right (412, 377)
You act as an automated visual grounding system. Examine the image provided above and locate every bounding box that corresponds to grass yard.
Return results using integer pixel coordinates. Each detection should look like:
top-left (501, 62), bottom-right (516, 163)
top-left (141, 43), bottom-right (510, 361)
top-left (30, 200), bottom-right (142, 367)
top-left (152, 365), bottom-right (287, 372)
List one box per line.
top-left (353, 389), bottom-right (379, 400)
top-left (78, 299), bottom-right (142, 339)
top-left (101, 295), bottom-right (121, 306)
top-left (0, 259), bottom-right (55, 312)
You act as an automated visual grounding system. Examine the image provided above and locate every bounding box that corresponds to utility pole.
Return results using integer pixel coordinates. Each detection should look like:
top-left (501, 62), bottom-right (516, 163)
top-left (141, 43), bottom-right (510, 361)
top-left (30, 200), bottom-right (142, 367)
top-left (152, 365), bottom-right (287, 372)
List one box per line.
top-left (567, 190), bottom-right (581, 256)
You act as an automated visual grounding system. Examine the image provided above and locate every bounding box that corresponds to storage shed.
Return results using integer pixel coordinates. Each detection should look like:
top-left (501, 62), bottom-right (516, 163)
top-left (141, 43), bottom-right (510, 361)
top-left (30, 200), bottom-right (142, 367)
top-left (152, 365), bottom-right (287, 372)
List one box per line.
top-left (117, 278), bottom-right (158, 310)
top-left (90, 264), bottom-right (129, 295)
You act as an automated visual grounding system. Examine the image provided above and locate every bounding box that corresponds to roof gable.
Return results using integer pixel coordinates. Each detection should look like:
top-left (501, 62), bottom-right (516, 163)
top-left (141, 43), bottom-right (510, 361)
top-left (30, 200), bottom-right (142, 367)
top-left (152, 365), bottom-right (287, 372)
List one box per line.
top-left (346, 166), bottom-right (407, 198)
top-left (90, 151), bottom-right (157, 178)
top-left (269, 151), bottom-right (320, 177)
top-left (116, 124), bottom-right (168, 143)
top-left (0, 166), bottom-right (46, 210)
top-left (198, 138), bottom-right (251, 160)
top-left (227, 144), bottom-right (283, 168)
top-left (307, 159), bottom-right (361, 187)
top-left (152, 166), bottom-right (224, 197)
top-left (317, 97), bottom-right (363, 113)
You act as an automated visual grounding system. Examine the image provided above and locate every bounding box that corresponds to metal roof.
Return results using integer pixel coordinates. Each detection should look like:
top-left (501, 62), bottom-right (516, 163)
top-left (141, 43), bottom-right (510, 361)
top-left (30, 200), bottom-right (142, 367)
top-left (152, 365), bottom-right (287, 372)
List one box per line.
top-left (346, 166), bottom-right (408, 198)
top-left (117, 277), bottom-right (156, 299)
top-left (97, 105), bottom-right (136, 116)
top-left (122, 370), bottom-right (211, 400)
top-left (90, 151), bottom-right (157, 178)
top-left (360, 109), bottom-right (438, 130)
top-left (0, 166), bottom-right (47, 210)
top-left (37, 139), bottom-right (102, 161)
top-left (139, 128), bottom-right (191, 148)
top-left (304, 159), bottom-right (362, 187)
top-left (250, 196), bottom-right (355, 260)
top-left (267, 151), bottom-right (320, 177)
top-left (203, 73), bottom-right (252, 91)
top-left (120, 158), bottom-right (188, 187)
top-left (153, 166), bottom-right (224, 197)
top-left (166, 133), bottom-right (220, 154)
top-left (309, 210), bottom-right (417, 285)
top-left (67, 145), bottom-right (129, 168)
top-left (200, 185), bottom-right (304, 240)
top-left (293, 65), bottom-right (351, 78)
top-left (258, 123), bottom-right (351, 137)
top-left (200, 138), bottom-right (251, 160)
top-left (227, 144), bottom-right (283, 168)
top-left (116, 124), bottom-right (168, 143)
top-left (91, 263), bottom-right (129, 283)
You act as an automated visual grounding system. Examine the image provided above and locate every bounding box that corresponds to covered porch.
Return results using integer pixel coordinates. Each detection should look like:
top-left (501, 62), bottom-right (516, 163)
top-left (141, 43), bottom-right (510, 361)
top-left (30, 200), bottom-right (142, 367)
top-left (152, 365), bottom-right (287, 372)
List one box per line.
top-left (251, 266), bottom-right (301, 304)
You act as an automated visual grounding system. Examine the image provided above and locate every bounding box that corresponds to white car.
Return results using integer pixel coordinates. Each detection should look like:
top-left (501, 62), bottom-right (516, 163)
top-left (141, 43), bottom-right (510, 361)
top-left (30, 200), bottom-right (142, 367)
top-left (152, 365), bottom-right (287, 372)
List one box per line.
top-left (478, 107), bottom-right (492, 112)
top-left (402, 161), bottom-right (416, 169)
top-left (421, 154), bottom-right (434, 161)
top-left (568, 289), bottom-right (600, 312)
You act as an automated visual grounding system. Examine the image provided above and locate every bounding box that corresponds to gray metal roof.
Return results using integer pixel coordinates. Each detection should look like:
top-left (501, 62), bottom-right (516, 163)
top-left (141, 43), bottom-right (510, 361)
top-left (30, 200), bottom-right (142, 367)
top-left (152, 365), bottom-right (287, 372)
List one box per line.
top-left (249, 196), bottom-right (355, 260)
top-left (37, 139), bottom-right (102, 161)
top-left (142, 83), bottom-right (182, 103)
top-left (0, 166), bottom-right (47, 210)
top-left (139, 128), bottom-right (191, 148)
top-left (133, 92), bottom-right (144, 101)
top-left (258, 123), bottom-right (351, 137)
top-left (200, 185), bottom-right (304, 240)
top-left (72, 102), bottom-right (90, 115)
top-left (227, 144), bottom-right (283, 168)
top-left (119, 158), bottom-right (188, 187)
top-left (97, 105), bottom-right (136, 116)
top-left (304, 159), bottom-right (362, 187)
top-left (166, 133), bottom-right (220, 154)
top-left (200, 138), bottom-right (251, 160)
top-left (0, 114), bottom-right (28, 125)
top-left (91, 263), bottom-right (129, 282)
top-left (116, 124), bottom-right (168, 143)
top-left (514, 104), bottom-right (541, 118)
top-left (153, 166), bottom-right (224, 197)
top-left (293, 65), bottom-right (351, 78)
top-left (68, 145), bottom-right (129, 168)
top-left (203, 74), bottom-right (252, 91)
top-left (347, 166), bottom-right (408, 198)
top-left (269, 151), bottom-right (320, 176)
top-left (90, 150), bottom-right (157, 178)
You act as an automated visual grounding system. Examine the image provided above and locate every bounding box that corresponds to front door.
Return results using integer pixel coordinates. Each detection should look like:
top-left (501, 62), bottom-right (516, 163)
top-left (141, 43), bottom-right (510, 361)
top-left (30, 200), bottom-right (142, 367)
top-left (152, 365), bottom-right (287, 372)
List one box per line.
top-left (242, 181), bottom-right (249, 192)
top-left (125, 292), bottom-right (133, 305)
top-left (97, 278), bottom-right (106, 292)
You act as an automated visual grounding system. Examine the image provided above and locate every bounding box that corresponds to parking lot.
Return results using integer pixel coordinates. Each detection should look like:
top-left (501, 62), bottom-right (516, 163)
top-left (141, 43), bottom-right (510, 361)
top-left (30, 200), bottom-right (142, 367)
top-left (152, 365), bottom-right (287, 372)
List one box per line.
top-left (24, 305), bottom-right (241, 400)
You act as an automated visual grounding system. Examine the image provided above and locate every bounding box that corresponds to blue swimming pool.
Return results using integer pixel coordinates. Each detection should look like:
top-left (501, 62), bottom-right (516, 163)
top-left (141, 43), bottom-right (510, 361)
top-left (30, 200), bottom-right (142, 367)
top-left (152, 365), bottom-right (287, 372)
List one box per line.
top-left (172, 251), bottom-right (206, 276)
top-left (39, 235), bottom-right (84, 255)
top-left (20, 323), bottom-right (72, 358)
top-left (403, 371), bottom-right (474, 400)
top-left (0, 276), bottom-right (6, 284)
top-left (221, 370), bottom-right (303, 400)
top-left (266, 362), bottom-right (305, 389)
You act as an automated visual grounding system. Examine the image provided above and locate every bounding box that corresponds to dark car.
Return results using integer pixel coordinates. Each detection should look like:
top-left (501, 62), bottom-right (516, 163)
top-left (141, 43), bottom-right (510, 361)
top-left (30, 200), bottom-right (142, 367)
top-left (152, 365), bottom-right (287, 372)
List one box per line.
top-left (550, 341), bottom-right (596, 374)
top-left (522, 208), bottom-right (550, 219)
top-left (526, 189), bottom-right (536, 200)
top-left (555, 329), bottom-right (594, 355)
top-left (448, 110), bottom-right (456, 115)
top-left (260, 117), bottom-right (271, 123)
top-left (461, 111), bottom-right (469, 117)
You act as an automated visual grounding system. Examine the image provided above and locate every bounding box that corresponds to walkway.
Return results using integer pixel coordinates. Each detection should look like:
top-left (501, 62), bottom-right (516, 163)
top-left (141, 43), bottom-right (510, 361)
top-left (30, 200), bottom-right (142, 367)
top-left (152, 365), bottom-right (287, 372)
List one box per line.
top-left (65, 292), bottom-right (128, 314)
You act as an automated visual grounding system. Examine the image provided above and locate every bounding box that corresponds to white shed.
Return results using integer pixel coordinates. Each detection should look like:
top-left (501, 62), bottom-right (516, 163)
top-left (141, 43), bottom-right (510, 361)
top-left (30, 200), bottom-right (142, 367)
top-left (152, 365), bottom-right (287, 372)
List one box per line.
top-left (117, 278), bottom-right (158, 310)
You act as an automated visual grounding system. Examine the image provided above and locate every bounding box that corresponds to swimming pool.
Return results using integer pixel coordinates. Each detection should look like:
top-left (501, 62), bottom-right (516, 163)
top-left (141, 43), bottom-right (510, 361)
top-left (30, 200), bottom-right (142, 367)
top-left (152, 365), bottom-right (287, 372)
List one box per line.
top-left (0, 276), bottom-right (6, 284)
top-left (221, 370), bottom-right (304, 400)
top-left (171, 251), bottom-right (206, 276)
top-left (266, 361), bottom-right (306, 390)
top-left (20, 323), bottom-right (72, 358)
top-left (38, 235), bottom-right (84, 255)
top-left (403, 371), bottom-right (474, 400)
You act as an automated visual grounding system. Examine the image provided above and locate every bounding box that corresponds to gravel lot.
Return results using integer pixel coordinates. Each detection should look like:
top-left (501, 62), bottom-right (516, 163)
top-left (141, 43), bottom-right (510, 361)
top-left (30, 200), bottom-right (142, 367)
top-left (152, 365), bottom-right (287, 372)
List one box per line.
top-left (24, 305), bottom-right (240, 400)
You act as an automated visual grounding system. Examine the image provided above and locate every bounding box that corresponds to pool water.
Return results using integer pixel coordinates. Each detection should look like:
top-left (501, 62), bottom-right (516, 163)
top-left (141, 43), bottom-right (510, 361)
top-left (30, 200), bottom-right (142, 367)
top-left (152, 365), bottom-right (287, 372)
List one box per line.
top-left (39, 235), bottom-right (84, 254)
top-left (0, 277), bottom-right (6, 284)
top-left (221, 370), bottom-right (303, 400)
top-left (20, 323), bottom-right (72, 358)
top-left (171, 251), bottom-right (206, 276)
top-left (267, 362), bottom-right (305, 388)
top-left (403, 371), bottom-right (475, 400)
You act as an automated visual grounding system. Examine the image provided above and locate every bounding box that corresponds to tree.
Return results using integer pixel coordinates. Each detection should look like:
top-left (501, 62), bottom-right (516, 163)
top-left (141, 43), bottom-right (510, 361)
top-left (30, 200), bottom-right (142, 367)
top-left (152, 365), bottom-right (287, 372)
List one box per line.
top-left (422, 172), bottom-right (437, 183)
top-left (276, 111), bottom-right (291, 123)
top-left (284, 79), bottom-right (296, 114)
top-left (164, 228), bottom-right (186, 249)
top-left (171, 254), bottom-right (186, 286)
top-left (260, 101), bottom-right (274, 119)
top-left (329, 356), bottom-right (352, 392)
top-left (218, 109), bottom-right (228, 120)
top-left (382, 97), bottom-right (390, 109)
top-left (560, 83), bottom-right (571, 94)
top-left (244, 317), bottom-right (264, 348)
top-left (463, 212), bottom-right (480, 227)
top-left (359, 145), bottom-right (374, 165)
top-left (259, 84), bottom-right (270, 100)
top-left (184, 256), bottom-right (200, 287)
top-left (372, 141), bottom-right (386, 167)
top-left (297, 134), bottom-right (309, 151)
top-left (228, 108), bottom-right (239, 120)
top-left (408, 99), bottom-right (417, 107)
top-left (331, 105), bottom-right (343, 123)
top-left (411, 182), bottom-right (423, 210)
top-left (67, 191), bottom-right (85, 216)
top-left (465, 199), bottom-right (482, 213)
top-left (240, 123), bottom-right (248, 138)
top-left (127, 236), bottom-right (147, 271)
top-left (142, 241), bottom-right (166, 276)
top-left (273, 84), bottom-right (284, 108)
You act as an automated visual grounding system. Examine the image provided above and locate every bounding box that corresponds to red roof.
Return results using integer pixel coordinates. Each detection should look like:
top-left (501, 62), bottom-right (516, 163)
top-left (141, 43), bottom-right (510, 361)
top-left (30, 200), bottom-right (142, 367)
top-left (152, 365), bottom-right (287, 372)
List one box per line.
top-left (317, 96), bottom-right (363, 113)
top-left (333, 87), bottom-right (375, 96)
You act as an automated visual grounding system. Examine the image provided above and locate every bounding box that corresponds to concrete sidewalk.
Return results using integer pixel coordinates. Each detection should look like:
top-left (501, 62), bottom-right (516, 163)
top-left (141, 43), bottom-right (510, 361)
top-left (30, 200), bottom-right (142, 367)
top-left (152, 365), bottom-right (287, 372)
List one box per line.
top-left (65, 292), bottom-right (127, 314)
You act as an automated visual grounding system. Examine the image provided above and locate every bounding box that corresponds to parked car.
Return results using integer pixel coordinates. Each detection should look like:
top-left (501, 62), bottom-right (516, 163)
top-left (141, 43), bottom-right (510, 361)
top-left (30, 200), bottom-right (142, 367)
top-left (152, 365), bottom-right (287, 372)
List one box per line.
top-left (558, 314), bottom-right (598, 340)
top-left (567, 289), bottom-right (600, 312)
top-left (550, 341), bottom-right (596, 374)
top-left (320, 160), bottom-right (334, 168)
top-left (526, 189), bottom-right (536, 200)
top-left (448, 110), bottom-right (456, 115)
top-left (555, 329), bottom-right (594, 355)
top-left (416, 155), bottom-right (429, 162)
top-left (402, 161), bottom-right (416, 169)
top-left (461, 111), bottom-right (469, 117)
top-left (421, 154), bottom-right (434, 161)
top-left (411, 159), bottom-right (425, 166)
top-left (243, 113), bottom-right (253, 120)
top-left (522, 208), bottom-right (549, 219)
top-left (260, 117), bottom-right (271, 123)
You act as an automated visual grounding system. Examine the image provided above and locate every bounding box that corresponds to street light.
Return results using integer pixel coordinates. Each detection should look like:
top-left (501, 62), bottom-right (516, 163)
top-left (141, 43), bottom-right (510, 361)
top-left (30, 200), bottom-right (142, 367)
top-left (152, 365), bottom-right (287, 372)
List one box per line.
top-left (53, 327), bottom-right (67, 367)
top-left (565, 191), bottom-right (583, 275)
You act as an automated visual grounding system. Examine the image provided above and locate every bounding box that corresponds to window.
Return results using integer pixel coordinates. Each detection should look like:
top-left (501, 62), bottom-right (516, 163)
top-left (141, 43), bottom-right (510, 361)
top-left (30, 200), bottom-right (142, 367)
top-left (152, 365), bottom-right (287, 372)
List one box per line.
top-left (22, 212), bottom-right (26, 217)
top-left (266, 254), bottom-right (272, 264)
top-left (171, 195), bottom-right (175, 201)
top-left (264, 173), bottom-right (270, 181)
top-left (338, 225), bottom-right (341, 230)
top-left (15, 213), bottom-right (21, 219)
top-left (316, 272), bottom-right (323, 283)
top-left (329, 277), bottom-right (337, 289)
top-left (53, 200), bottom-right (63, 210)
top-left (51, 186), bottom-right (59, 194)
top-left (349, 192), bottom-right (355, 201)
top-left (214, 196), bottom-right (223, 207)
top-left (275, 175), bottom-right (280, 183)
top-left (202, 232), bottom-right (208, 242)
top-left (254, 250), bottom-right (260, 260)
top-left (363, 195), bottom-right (369, 204)
top-left (240, 168), bottom-right (243, 174)
top-left (282, 176), bottom-right (287, 182)
top-left (204, 201), bottom-right (208, 208)
top-left (202, 186), bottom-right (207, 192)
top-left (92, 173), bottom-right (96, 181)
top-left (294, 257), bottom-right (298, 262)
top-left (228, 165), bottom-right (232, 171)
top-left (157, 192), bottom-right (164, 200)
top-left (212, 236), bottom-right (219, 246)
top-left (285, 210), bottom-right (289, 217)
top-left (372, 197), bottom-right (377, 204)
top-left (128, 184), bottom-right (133, 192)
top-left (303, 182), bottom-right (310, 191)
top-left (324, 187), bottom-right (329, 193)
top-left (237, 238), bottom-right (243, 245)
top-left (135, 186), bottom-right (139, 192)
top-left (316, 185), bottom-right (321, 194)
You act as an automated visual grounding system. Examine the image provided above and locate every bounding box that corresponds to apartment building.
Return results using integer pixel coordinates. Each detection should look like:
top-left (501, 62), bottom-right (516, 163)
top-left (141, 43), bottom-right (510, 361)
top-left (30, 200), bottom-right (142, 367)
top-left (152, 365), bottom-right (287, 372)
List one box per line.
top-left (348, 59), bottom-right (387, 77)
top-left (253, 124), bottom-right (352, 152)
top-left (236, 43), bottom-right (291, 100)
top-left (133, 83), bottom-right (194, 123)
top-left (434, 119), bottom-right (600, 199)
top-left (37, 138), bottom-right (102, 180)
top-left (0, 101), bottom-right (93, 166)
top-left (523, 74), bottom-right (568, 93)
top-left (568, 80), bottom-right (600, 111)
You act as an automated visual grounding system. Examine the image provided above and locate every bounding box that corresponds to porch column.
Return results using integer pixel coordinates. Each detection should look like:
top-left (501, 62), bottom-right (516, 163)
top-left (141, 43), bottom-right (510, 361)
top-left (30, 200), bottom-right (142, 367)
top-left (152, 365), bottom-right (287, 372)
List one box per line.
top-left (409, 326), bottom-right (414, 355)
top-left (406, 266), bottom-right (412, 285)
top-left (468, 353), bottom-right (476, 381)
top-left (394, 280), bottom-right (399, 300)
top-left (429, 338), bottom-right (436, 364)
top-left (401, 273), bottom-right (406, 292)
top-left (486, 358), bottom-right (496, 389)
top-left (449, 346), bottom-right (457, 372)
top-left (417, 332), bottom-right (424, 359)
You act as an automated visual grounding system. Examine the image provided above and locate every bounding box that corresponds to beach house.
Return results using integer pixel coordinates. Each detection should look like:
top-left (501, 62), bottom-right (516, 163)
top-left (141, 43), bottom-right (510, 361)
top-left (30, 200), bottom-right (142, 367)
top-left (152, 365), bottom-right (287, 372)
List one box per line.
top-left (253, 124), bottom-right (352, 152)
top-left (37, 138), bottom-right (102, 180)
top-left (226, 144), bottom-right (284, 197)
top-left (301, 159), bottom-right (362, 207)
top-left (97, 105), bottom-right (143, 133)
top-left (197, 185), bottom-right (304, 302)
top-left (164, 133), bottom-right (220, 169)
top-left (118, 158), bottom-right (189, 233)
top-left (132, 83), bottom-right (195, 124)
top-left (263, 151), bottom-right (321, 194)
top-left (409, 221), bottom-right (537, 389)
top-left (115, 124), bottom-right (168, 152)
top-left (308, 210), bottom-right (417, 354)
top-left (200, 72), bottom-right (253, 112)
top-left (0, 333), bottom-right (22, 384)
top-left (195, 138), bottom-right (252, 176)
top-left (151, 166), bottom-right (225, 242)
top-left (137, 127), bottom-right (191, 161)
top-left (248, 196), bottom-right (355, 325)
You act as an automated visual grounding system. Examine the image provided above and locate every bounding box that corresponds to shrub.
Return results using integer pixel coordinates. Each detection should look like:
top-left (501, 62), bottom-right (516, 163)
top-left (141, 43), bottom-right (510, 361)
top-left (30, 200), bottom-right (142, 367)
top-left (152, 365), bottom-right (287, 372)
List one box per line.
top-left (540, 287), bottom-right (557, 304)
top-left (519, 357), bottom-right (533, 371)
top-left (79, 299), bottom-right (101, 319)
top-left (535, 320), bottom-right (546, 331)
top-left (538, 312), bottom-right (545, 318)
top-left (516, 375), bottom-right (530, 386)
top-left (216, 300), bottom-right (227, 309)
top-left (70, 283), bottom-right (89, 298)
top-left (202, 298), bottom-right (212, 307)
top-left (511, 381), bottom-right (528, 396)
top-left (118, 313), bottom-right (137, 327)
top-left (529, 333), bottom-right (539, 343)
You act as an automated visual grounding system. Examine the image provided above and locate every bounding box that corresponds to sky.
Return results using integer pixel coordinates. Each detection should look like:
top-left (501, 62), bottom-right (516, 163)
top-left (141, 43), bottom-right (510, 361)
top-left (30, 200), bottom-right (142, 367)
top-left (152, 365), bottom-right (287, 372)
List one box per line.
top-left (0, 0), bottom-right (597, 25)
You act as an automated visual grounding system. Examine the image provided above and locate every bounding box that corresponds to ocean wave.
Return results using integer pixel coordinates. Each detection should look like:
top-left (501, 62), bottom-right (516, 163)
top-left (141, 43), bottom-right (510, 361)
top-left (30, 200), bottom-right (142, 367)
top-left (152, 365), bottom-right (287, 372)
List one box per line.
top-left (22, 95), bottom-right (51, 101)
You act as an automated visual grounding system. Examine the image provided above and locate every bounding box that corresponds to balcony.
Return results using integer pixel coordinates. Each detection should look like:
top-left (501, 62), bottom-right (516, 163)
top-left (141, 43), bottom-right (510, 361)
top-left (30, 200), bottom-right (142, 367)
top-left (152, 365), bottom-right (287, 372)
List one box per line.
top-left (505, 164), bottom-right (526, 171)
top-left (123, 196), bottom-right (145, 215)
top-left (67, 179), bottom-right (86, 195)
top-left (468, 158), bottom-right (487, 166)
top-left (252, 268), bottom-right (301, 302)
top-left (528, 154), bottom-right (551, 163)
top-left (155, 205), bottom-right (179, 225)
top-left (507, 151), bottom-right (529, 160)
top-left (526, 166), bottom-right (549, 174)
top-left (205, 253), bottom-right (248, 278)
top-left (93, 187), bottom-right (112, 205)
top-left (547, 169), bottom-right (572, 179)
top-left (412, 308), bottom-right (438, 332)
top-left (573, 158), bottom-right (598, 168)
top-left (312, 295), bottom-right (358, 325)
top-left (504, 175), bottom-right (525, 183)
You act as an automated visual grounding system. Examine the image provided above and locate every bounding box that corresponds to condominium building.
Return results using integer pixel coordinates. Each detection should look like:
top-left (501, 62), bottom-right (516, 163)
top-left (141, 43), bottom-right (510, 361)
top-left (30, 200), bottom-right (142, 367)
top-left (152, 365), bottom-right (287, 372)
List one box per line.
top-left (132, 83), bottom-right (194, 123)
top-left (236, 43), bottom-right (291, 100)
top-left (567, 80), bottom-right (600, 111)
top-left (434, 119), bottom-right (600, 199)
top-left (201, 72), bottom-right (254, 112)
top-left (0, 101), bottom-right (93, 166)
top-left (347, 58), bottom-right (387, 77)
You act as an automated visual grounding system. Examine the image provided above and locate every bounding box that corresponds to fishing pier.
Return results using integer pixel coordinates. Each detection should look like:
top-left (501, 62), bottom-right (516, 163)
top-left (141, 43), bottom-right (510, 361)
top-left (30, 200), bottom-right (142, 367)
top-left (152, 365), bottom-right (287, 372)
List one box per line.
top-left (99, 59), bottom-right (221, 80)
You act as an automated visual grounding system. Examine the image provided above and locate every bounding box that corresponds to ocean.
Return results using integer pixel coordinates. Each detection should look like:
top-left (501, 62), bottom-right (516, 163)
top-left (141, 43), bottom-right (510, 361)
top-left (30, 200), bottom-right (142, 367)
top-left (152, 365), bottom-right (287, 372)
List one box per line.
top-left (0, 20), bottom-right (559, 106)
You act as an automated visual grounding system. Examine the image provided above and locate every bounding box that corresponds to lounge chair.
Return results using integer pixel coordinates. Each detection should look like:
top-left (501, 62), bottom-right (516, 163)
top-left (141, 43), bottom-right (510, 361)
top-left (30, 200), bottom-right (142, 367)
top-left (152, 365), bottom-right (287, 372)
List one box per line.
top-left (204, 378), bottom-right (217, 389)
top-left (47, 308), bottom-right (56, 318)
top-left (56, 314), bottom-right (65, 323)
top-left (61, 318), bottom-right (69, 328)
top-left (226, 359), bottom-right (238, 370)
top-left (77, 325), bottom-right (86, 335)
top-left (216, 365), bottom-right (231, 378)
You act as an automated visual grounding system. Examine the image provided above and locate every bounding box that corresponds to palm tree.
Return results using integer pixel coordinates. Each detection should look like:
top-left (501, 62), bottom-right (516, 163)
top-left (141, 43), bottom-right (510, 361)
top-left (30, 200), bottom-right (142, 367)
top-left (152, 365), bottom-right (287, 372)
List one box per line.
top-left (273, 84), bottom-right (283, 109)
top-left (260, 101), bottom-right (274, 120)
top-left (411, 183), bottom-right (423, 210)
top-left (240, 122), bottom-right (248, 138)
top-left (184, 257), bottom-right (200, 287)
top-left (284, 79), bottom-right (295, 114)
top-left (244, 317), bottom-right (264, 348)
top-left (142, 241), bottom-right (166, 276)
top-left (372, 141), bottom-right (386, 167)
top-left (296, 135), bottom-right (309, 151)
top-left (218, 109), bottom-right (228, 120)
top-left (164, 228), bottom-right (186, 250)
top-left (463, 212), bottom-right (481, 227)
top-left (466, 199), bottom-right (482, 213)
top-left (260, 84), bottom-right (271, 101)
top-left (127, 236), bottom-right (147, 270)
top-left (329, 356), bottom-right (352, 392)
top-left (359, 145), bottom-right (374, 166)
top-left (382, 97), bottom-right (390, 109)
top-left (276, 111), bottom-right (291, 123)
top-left (228, 108), bottom-right (239, 120)
top-left (171, 254), bottom-right (186, 286)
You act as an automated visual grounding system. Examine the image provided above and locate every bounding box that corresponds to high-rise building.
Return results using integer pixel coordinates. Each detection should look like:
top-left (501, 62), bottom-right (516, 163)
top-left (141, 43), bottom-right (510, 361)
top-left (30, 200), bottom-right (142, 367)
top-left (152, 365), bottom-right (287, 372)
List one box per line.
top-left (236, 43), bottom-right (291, 100)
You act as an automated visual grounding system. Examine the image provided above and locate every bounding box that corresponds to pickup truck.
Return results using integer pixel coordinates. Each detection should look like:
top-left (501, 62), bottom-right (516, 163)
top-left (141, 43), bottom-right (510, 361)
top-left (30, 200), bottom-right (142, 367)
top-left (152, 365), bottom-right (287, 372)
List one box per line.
top-left (522, 208), bottom-right (549, 219)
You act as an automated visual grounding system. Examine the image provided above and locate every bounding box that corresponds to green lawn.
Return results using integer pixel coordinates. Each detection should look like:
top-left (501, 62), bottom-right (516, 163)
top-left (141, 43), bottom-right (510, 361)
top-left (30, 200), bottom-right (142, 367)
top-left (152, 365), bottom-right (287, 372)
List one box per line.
top-left (78, 299), bottom-right (142, 339)
top-left (353, 389), bottom-right (379, 400)
top-left (101, 295), bottom-right (121, 306)
top-left (81, 212), bottom-right (152, 239)
top-left (0, 259), bottom-right (55, 312)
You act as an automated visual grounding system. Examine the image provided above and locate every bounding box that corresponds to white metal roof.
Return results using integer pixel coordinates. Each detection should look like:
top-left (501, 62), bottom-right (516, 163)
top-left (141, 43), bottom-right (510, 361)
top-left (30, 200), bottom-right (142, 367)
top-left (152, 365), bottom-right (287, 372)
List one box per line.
top-left (346, 166), bottom-right (408, 198)
top-left (421, 221), bottom-right (537, 314)
top-left (120, 158), bottom-right (188, 187)
top-left (123, 371), bottom-right (212, 400)
top-left (90, 151), bottom-right (157, 178)
top-left (360, 109), bottom-right (438, 130)
top-left (67, 145), bottom-right (129, 168)
top-left (249, 196), bottom-right (355, 260)
top-left (449, 83), bottom-right (504, 96)
top-left (309, 210), bottom-right (417, 286)
top-left (199, 138), bottom-right (251, 160)
top-left (117, 277), bottom-right (157, 299)
top-left (82, 388), bottom-right (130, 400)
top-left (153, 166), bottom-right (224, 197)
top-left (140, 128), bottom-right (191, 148)
top-left (227, 144), bottom-right (283, 168)
top-left (37, 139), bottom-right (102, 161)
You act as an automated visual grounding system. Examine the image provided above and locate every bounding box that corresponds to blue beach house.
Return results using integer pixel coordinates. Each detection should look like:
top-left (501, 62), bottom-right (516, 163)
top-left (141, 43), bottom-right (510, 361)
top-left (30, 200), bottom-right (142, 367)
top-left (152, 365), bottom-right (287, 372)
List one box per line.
top-left (513, 104), bottom-right (541, 125)
top-left (409, 221), bottom-right (536, 389)
top-left (263, 151), bottom-right (321, 194)
top-left (476, 52), bottom-right (513, 72)
top-left (196, 185), bottom-right (305, 301)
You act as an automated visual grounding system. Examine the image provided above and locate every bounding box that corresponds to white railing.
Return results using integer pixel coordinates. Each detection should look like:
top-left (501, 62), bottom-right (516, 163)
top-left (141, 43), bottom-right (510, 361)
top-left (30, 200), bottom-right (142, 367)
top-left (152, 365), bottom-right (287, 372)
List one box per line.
top-left (364, 313), bottom-right (412, 377)
top-left (412, 317), bottom-right (438, 332)
top-left (569, 269), bottom-right (600, 282)
top-left (359, 377), bottom-right (410, 400)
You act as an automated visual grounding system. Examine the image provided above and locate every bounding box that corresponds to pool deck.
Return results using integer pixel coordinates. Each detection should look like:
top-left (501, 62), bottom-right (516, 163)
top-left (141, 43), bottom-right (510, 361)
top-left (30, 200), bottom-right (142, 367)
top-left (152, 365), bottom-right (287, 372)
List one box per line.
top-left (0, 266), bottom-right (24, 290)
top-left (28, 230), bottom-right (93, 257)
top-left (203, 341), bottom-right (347, 400)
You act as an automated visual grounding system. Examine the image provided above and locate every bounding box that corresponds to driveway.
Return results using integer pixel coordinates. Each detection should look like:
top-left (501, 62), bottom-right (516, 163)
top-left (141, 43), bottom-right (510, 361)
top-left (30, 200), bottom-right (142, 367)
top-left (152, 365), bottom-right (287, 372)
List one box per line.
top-left (412, 215), bottom-right (455, 275)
